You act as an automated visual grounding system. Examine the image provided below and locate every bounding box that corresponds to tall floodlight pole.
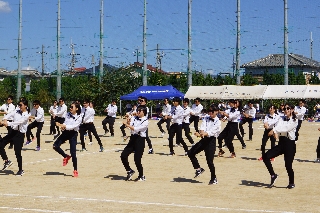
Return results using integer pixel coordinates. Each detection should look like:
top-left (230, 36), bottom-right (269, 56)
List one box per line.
top-left (142, 0), bottom-right (147, 86)
top-left (187, 0), bottom-right (192, 88)
top-left (235, 0), bottom-right (241, 85)
top-left (99, 0), bottom-right (104, 84)
top-left (17, 0), bottom-right (22, 102)
top-left (56, 0), bottom-right (61, 100)
top-left (284, 0), bottom-right (288, 85)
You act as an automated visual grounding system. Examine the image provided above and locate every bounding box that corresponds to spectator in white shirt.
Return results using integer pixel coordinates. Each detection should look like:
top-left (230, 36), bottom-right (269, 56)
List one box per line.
top-left (294, 99), bottom-right (306, 141)
top-left (49, 100), bottom-right (59, 135)
top-left (25, 100), bottom-right (45, 151)
top-left (102, 99), bottom-right (117, 137)
top-left (239, 100), bottom-right (256, 141)
top-left (189, 97), bottom-right (203, 133)
top-left (0, 95), bottom-right (16, 149)
top-left (157, 98), bottom-right (171, 136)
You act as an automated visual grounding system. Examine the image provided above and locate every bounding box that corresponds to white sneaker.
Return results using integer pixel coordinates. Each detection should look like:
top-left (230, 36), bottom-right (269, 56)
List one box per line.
top-left (87, 142), bottom-right (93, 145)
top-left (161, 132), bottom-right (165, 137)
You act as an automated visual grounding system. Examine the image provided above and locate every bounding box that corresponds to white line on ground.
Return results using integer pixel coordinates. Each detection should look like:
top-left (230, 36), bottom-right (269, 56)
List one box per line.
top-left (0, 193), bottom-right (295, 213)
top-left (0, 206), bottom-right (71, 213)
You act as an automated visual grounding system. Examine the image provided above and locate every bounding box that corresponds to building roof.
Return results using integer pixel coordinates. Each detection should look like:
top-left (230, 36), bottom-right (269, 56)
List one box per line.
top-left (241, 54), bottom-right (320, 68)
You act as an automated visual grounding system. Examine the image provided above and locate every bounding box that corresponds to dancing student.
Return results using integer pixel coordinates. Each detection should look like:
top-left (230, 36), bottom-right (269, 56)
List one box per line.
top-left (120, 104), bottom-right (137, 142)
top-left (181, 98), bottom-right (194, 146)
top-left (167, 97), bottom-right (189, 156)
top-left (137, 97), bottom-right (154, 154)
top-left (121, 106), bottom-right (148, 181)
top-left (79, 99), bottom-right (104, 152)
top-left (102, 99), bottom-right (117, 137)
top-left (258, 105), bottom-right (280, 161)
top-left (51, 97), bottom-right (67, 140)
top-left (0, 95), bottom-right (16, 149)
top-left (277, 103), bottom-right (285, 118)
top-left (0, 99), bottom-right (30, 175)
top-left (234, 100), bottom-right (246, 149)
top-left (157, 98), bottom-right (171, 137)
top-left (262, 104), bottom-right (298, 189)
top-left (315, 127), bottom-right (320, 163)
top-left (25, 100), bottom-right (45, 151)
top-left (239, 100), bottom-right (256, 141)
top-left (294, 99), bottom-right (306, 141)
top-left (49, 100), bottom-right (59, 135)
top-left (188, 106), bottom-right (221, 185)
top-left (53, 102), bottom-right (82, 178)
top-left (217, 99), bottom-right (240, 158)
top-left (189, 97), bottom-right (203, 133)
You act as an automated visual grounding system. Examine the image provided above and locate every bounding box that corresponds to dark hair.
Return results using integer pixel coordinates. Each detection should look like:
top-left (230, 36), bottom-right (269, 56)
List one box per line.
top-left (163, 98), bottom-right (170, 102)
top-left (19, 99), bottom-right (29, 113)
top-left (201, 108), bottom-right (207, 114)
top-left (208, 106), bottom-right (219, 112)
top-left (141, 97), bottom-right (147, 103)
top-left (285, 104), bottom-right (296, 121)
top-left (299, 99), bottom-right (305, 104)
top-left (59, 97), bottom-right (65, 102)
top-left (183, 98), bottom-right (189, 104)
top-left (7, 95), bottom-right (13, 100)
top-left (172, 97), bottom-right (181, 104)
top-left (137, 106), bottom-right (147, 115)
top-left (268, 104), bottom-right (278, 114)
top-left (33, 100), bottom-right (40, 105)
top-left (53, 100), bottom-right (58, 104)
top-left (20, 97), bottom-right (26, 102)
top-left (112, 99), bottom-right (117, 103)
top-left (90, 101), bottom-right (95, 108)
top-left (83, 98), bottom-right (90, 104)
top-left (72, 102), bottom-right (81, 115)
top-left (195, 97), bottom-right (201, 102)
top-left (228, 99), bottom-right (236, 104)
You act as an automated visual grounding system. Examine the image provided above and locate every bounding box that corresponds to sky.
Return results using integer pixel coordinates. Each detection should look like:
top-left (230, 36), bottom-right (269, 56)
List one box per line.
top-left (0, 0), bottom-right (320, 76)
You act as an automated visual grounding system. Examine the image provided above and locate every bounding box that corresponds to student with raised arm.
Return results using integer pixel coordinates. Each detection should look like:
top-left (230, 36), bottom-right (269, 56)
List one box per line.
top-left (189, 97), bottom-right (203, 134)
top-left (51, 97), bottom-right (67, 140)
top-left (0, 95), bottom-right (16, 149)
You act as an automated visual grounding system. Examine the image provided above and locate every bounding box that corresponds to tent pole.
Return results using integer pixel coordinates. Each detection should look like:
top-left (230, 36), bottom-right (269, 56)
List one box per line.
top-left (120, 100), bottom-right (122, 118)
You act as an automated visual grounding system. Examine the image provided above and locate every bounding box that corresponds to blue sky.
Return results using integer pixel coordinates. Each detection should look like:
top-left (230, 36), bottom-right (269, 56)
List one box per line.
top-left (0, 0), bottom-right (319, 76)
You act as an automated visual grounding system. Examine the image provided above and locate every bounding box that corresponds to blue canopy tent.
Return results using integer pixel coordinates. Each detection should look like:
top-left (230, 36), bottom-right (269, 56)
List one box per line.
top-left (119, 85), bottom-right (185, 116)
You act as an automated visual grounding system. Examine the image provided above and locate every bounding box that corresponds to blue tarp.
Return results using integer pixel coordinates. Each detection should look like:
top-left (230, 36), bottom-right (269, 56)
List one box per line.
top-left (120, 85), bottom-right (184, 100)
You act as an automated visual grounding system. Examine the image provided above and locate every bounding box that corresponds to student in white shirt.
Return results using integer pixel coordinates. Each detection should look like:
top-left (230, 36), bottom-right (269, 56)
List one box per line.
top-left (0, 95), bottom-right (16, 149)
top-left (167, 97), bottom-right (189, 156)
top-left (180, 98), bottom-right (194, 145)
top-left (51, 97), bottom-right (67, 140)
top-left (0, 99), bottom-right (30, 176)
top-left (294, 99), bottom-right (306, 141)
top-left (157, 98), bottom-right (171, 136)
top-left (102, 99), bottom-right (117, 137)
top-left (120, 104), bottom-right (137, 141)
top-left (188, 106), bottom-right (221, 185)
top-left (121, 106), bottom-right (148, 181)
top-left (53, 102), bottom-right (82, 178)
top-left (189, 97), bottom-right (203, 133)
top-left (239, 100), bottom-right (256, 141)
top-left (25, 100), bottom-right (45, 151)
top-left (262, 104), bottom-right (298, 189)
top-left (49, 100), bottom-right (59, 135)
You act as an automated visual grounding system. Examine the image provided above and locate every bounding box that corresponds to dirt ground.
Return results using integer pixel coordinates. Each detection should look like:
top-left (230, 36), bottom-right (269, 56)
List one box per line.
top-left (0, 116), bottom-right (319, 213)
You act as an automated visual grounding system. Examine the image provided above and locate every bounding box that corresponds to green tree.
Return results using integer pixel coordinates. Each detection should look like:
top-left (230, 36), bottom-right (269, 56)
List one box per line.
top-left (242, 74), bottom-right (259, 85)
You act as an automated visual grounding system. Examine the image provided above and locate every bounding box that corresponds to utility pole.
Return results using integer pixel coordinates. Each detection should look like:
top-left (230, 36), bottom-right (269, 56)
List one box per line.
top-left (17, 0), bottom-right (22, 102)
top-left (69, 39), bottom-right (80, 72)
top-left (187, 0), bottom-right (192, 88)
top-left (310, 32), bottom-right (313, 60)
top-left (142, 0), bottom-right (147, 86)
top-left (56, 0), bottom-right (61, 100)
top-left (91, 55), bottom-right (95, 76)
top-left (38, 44), bottom-right (47, 75)
top-left (99, 0), bottom-right (104, 84)
top-left (134, 49), bottom-right (140, 63)
top-left (156, 44), bottom-right (165, 71)
top-left (235, 0), bottom-right (241, 85)
top-left (284, 0), bottom-right (288, 85)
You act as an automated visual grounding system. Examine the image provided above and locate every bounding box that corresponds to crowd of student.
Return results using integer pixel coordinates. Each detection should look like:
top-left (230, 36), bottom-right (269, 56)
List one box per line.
top-left (0, 95), bottom-right (318, 189)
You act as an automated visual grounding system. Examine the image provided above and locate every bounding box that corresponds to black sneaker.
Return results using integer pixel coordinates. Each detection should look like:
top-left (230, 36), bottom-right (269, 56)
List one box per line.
top-left (242, 145), bottom-right (246, 149)
top-left (126, 170), bottom-right (135, 181)
top-left (218, 149), bottom-right (225, 157)
top-left (208, 178), bottom-right (218, 185)
top-left (194, 168), bottom-right (205, 178)
top-left (134, 176), bottom-right (146, 181)
top-left (8, 145), bottom-right (13, 149)
top-left (16, 170), bottom-right (24, 176)
top-left (2, 160), bottom-right (13, 171)
top-left (286, 184), bottom-right (295, 189)
top-left (169, 151), bottom-right (175, 156)
top-left (148, 148), bottom-right (154, 154)
top-left (269, 174), bottom-right (278, 187)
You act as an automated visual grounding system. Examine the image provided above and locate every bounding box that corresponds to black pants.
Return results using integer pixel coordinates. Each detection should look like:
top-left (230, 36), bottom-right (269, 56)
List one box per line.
top-left (169, 123), bottom-right (188, 153)
top-left (79, 123), bottom-right (102, 149)
top-left (120, 134), bottom-right (145, 177)
top-left (239, 117), bottom-right (253, 139)
top-left (0, 130), bottom-right (24, 171)
top-left (102, 116), bottom-right (115, 135)
top-left (188, 136), bottom-right (216, 180)
top-left (55, 117), bottom-right (65, 135)
top-left (120, 124), bottom-right (126, 137)
top-left (235, 131), bottom-right (246, 147)
top-left (263, 136), bottom-right (296, 184)
top-left (50, 116), bottom-right (60, 135)
top-left (182, 122), bottom-right (194, 145)
top-left (316, 137), bottom-right (320, 158)
top-left (26, 121), bottom-right (44, 147)
top-left (261, 129), bottom-right (276, 156)
top-left (157, 118), bottom-right (171, 133)
top-left (218, 122), bottom-right (238, 153)
top-left (189, 115), bottom-right (200, 133)
top-left (295, 120), bottom-right (302, 141)
top-left (53, 130), bottom-right (78, 171)
top-left (6, 126), bottom-right (13, 147)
